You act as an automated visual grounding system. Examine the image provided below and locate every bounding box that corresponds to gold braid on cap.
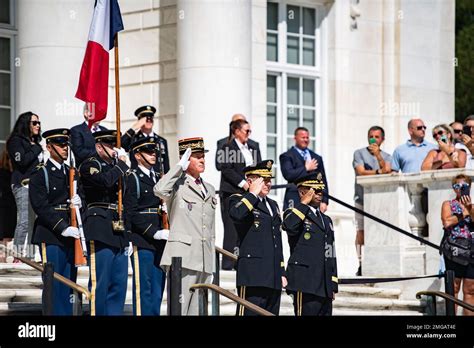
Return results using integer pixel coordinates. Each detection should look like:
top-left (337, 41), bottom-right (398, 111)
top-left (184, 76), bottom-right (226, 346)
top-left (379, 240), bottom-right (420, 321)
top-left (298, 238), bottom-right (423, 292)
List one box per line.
top-left (245, 169), bottom-right (273, 178)
top-left (297, 180), bottom-right (325, 190)
top-left (179, 141), bottom-right (204, 152)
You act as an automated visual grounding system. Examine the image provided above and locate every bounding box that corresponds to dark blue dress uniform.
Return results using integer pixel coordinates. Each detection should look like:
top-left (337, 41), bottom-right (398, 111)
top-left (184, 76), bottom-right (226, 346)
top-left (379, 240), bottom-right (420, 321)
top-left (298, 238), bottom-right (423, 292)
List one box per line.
top-left (121, 105), bottom-right (170, 175)
top-left (29, 128), bottom-right (83, 315)
top-left (229, 160), bottom-right (285, 316)
top-left (78, 130), bottom-right (130, 316)
top-left (123, 137), bottom-right (166, 316)
top-left (282, 174), bottom-right (338, 316)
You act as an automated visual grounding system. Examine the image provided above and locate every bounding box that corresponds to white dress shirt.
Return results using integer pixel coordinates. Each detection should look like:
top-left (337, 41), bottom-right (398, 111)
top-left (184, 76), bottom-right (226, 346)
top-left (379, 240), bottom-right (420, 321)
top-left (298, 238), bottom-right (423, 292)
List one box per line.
top-left (139, 165), bottom-right (156, 183)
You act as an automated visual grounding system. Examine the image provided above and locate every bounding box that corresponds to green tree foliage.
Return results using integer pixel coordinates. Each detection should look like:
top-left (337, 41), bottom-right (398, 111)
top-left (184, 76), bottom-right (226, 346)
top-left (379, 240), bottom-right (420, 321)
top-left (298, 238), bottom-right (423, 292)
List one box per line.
top-left (455, 0), bottom-right (474, 122)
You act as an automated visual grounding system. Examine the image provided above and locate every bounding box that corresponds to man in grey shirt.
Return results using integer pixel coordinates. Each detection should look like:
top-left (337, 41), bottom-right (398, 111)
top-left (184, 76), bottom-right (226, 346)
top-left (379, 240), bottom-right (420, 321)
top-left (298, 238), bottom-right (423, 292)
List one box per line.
top-left (352, 126), bottom-right (392, 276)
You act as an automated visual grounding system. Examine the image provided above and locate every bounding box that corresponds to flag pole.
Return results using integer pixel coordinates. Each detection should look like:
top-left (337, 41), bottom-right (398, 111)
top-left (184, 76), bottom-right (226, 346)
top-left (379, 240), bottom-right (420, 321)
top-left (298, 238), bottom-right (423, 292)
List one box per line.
top-left (114, 33), bottom-right (124, 230)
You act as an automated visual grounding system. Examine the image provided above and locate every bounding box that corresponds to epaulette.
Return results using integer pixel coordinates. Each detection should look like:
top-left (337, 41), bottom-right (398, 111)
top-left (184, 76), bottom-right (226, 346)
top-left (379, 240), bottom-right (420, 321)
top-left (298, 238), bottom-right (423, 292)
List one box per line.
top-left (230, 193), bottom-right (243, 198)
top-left (86, 156), bottom-right (98, 162)
top-left (35, 163), bottom-right (45, 169)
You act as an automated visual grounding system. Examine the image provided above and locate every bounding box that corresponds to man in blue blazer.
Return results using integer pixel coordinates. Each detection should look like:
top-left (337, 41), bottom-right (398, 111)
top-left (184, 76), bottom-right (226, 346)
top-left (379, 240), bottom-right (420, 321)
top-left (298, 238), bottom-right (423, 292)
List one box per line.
top-left (279, 127), bottom-right (329, 212)
top-left (70, 104), bottom-right (108, 165)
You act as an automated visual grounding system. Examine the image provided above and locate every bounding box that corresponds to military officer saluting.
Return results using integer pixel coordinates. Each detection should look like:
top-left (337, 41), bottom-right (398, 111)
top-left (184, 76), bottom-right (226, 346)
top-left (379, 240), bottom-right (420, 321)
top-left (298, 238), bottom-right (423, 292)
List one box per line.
top-left (154, 138), bottom-right (216, 316)
top-left (229, 160), bottom-right (286, 316)
top-left (79, 130), bottom-right (130, 316)
top-left (124, 137), bottom-right (169, 316)
top-left (121, 105), bottom-right (170, 175)
top-left (282, 173), bottom-right (338, 316)
top-left (29, 128), bottom-right (84, 315)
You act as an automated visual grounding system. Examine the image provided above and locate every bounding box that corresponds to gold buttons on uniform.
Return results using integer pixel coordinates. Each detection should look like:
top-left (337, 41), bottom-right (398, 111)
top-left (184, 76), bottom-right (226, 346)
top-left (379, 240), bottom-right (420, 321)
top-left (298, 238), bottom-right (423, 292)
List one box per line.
top-left (304, 232), bottom-right (311, 240)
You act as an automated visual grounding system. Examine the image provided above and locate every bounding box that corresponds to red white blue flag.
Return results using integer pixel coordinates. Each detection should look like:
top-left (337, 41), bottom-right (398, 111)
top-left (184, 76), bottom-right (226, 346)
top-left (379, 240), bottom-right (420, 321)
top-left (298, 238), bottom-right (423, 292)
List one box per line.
top-left (75, 0), bottom-right (124, 127)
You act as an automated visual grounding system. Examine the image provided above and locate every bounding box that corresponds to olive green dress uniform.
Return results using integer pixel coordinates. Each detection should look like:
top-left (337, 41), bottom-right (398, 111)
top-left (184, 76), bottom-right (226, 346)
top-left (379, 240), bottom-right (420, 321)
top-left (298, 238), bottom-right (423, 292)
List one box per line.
top-left (229, 160), bottom-right (285, 316)
top-left (282, 173), bottom-right (338, 316)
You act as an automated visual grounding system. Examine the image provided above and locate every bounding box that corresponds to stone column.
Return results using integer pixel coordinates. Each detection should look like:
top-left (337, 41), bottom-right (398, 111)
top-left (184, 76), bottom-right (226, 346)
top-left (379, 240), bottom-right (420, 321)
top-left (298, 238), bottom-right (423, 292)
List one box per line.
top-left (176, 0), bottom-right (252, 188)
top-left (16, 0), bottom-right (92, 129)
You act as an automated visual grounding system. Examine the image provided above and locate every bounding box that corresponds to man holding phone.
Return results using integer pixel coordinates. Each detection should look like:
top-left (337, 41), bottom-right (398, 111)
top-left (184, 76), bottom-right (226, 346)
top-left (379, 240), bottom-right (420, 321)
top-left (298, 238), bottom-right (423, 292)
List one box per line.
top-left (352, 126), bottom-right (392, 276)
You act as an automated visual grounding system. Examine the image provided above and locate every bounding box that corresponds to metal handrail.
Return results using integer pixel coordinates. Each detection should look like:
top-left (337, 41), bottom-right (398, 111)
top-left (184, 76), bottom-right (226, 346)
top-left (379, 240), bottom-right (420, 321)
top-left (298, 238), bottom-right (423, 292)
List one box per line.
top-left (215, 246), bottom-right (237, 262)
top-left (416, 290), bottom-right (474, 313)
top-left (190, 283), bottom-right (275, 316)
top-left (0, 244), bottom-right (91, 300)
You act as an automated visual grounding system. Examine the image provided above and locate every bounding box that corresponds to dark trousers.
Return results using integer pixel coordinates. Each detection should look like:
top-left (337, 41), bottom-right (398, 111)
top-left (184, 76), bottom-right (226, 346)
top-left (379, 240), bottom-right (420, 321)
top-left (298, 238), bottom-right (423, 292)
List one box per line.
top-left (220, 192), bottom-right (238, 270)
top-left (87, 240), bottom-right (128, 316)
top-left (236, 286), bottom-right (281, 316)
top-left (292, 291), bottom-right (333, 316)
top-left (40, 243), bottom-right (77, 315)
top-left (131, 247), bottom-right (166, 316)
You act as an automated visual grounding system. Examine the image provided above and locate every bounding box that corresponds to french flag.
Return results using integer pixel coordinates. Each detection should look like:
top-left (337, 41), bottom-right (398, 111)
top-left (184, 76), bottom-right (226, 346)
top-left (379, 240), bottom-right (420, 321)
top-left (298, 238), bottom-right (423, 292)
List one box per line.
top-left (75, 0), bottom-right (124, 127)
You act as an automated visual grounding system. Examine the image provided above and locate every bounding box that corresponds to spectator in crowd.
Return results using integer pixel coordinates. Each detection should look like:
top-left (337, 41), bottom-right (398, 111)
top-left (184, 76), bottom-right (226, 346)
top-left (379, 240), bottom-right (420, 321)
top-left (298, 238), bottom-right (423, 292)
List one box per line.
top-left (391, 118), bottom-right (437, 173)
top-left (70, 103), bottom-right (108, 165)
top-left (450, 121), bottom-right (464, 144)
top-left (216, 114), bottom-right (259, 171)
top-left (0, 150), bottom-right (16, 262)
top-left (218, 119), bottom-right (261, 270)
top-left (6, 111), bottom-right (43, 260)
top-left (352, 126), bottom-right (392, 276)
top-left (421, 124), bottom-right (466, 170)
top-left (440, 174), bottom-right (474, 316)
top-left (459, 115), bottom-right (474, 169)
top-left (280, 127), bottom-right (329, 212)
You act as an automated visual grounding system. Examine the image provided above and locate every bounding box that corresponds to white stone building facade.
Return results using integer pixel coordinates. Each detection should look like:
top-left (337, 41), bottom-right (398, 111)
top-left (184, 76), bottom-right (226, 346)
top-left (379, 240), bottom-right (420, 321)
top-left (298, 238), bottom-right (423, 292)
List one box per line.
top-left (0, 0), bottom-right (455, 275)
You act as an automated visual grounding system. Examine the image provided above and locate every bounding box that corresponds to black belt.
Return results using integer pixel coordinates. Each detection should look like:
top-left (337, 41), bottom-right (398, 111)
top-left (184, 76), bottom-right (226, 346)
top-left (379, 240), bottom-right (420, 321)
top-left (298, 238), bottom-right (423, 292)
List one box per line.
top-left (53, 204), bottom-right (69, 211)
top-left (88, 203), bottom-right (118, 211)
top-left (138, 208), bottom-right (161, 214)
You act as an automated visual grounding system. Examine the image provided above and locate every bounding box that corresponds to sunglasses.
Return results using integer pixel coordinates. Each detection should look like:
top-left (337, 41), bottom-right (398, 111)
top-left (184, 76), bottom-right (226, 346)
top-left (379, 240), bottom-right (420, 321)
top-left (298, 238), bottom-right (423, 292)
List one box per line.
top-left (415, 126), bottom-right (427, 131)
top-left (30, 121), bottom-right (41, 126)
top-left (453, 183), bottom-right (470, 190)
top-left (145, 116), bottom-right (154, 122)
top-left (433, 130), bottom-right (445, 137)
top-left (453, 129), bottom-right (463, 134)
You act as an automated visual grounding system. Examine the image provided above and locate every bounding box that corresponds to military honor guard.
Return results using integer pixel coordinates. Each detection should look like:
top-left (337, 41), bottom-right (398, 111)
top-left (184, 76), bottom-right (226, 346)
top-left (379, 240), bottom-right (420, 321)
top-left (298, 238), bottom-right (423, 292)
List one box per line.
top-left (153, 138), bottom-right (216, 315)
top-left (121, 105), bottom-right (170, 175)
top-left (29, 128), bottom-right (84, 315)
top-left (124, 137), bottom-right (169, 316)
top-left (79, 130), bottom-right (130, 316)
top-left (228, 160), bottom-right (286, 316)
top-left (282, 173), bottom-right (338, 316)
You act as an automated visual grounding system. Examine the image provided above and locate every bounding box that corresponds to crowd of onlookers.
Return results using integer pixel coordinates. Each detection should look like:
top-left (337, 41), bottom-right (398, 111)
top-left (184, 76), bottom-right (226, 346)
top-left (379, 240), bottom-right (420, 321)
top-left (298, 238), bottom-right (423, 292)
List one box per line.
top-left (353, 117), bottom-right (474, 313)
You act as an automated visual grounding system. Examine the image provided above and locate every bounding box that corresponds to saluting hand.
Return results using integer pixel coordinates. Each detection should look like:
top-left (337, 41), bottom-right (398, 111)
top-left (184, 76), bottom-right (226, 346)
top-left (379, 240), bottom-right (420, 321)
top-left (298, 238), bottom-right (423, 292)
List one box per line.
top-left (300, 188), bottom-right (315, 205)
top-left (249, 177), bottom-right (265, 196)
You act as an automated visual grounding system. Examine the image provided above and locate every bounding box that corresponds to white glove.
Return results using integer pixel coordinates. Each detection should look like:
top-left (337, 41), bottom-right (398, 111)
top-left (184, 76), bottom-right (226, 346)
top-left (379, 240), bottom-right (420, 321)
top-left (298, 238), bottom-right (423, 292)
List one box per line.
top-left (153, 229), bottom-right (170, 240)
top-left (68, 194), bottom-right (82, 209)
top-left (124, 242), bottom-right (133, 257)
top-left (177, 148), bottom-right (192, 171)
top-left (61, 226), bottom-right (80, 239)
top-left (113, 147), bottom-right (127, 159)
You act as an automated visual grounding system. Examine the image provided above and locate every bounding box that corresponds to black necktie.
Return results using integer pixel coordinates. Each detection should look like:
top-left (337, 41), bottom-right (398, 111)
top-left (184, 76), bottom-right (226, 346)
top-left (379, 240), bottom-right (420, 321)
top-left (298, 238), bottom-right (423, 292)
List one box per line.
top-left (150, 170), bottom-right (156, 183)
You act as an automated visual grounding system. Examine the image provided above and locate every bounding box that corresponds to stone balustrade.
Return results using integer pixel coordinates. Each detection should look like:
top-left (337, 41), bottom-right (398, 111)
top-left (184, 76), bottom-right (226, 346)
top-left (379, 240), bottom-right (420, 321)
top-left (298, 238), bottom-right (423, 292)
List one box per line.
top-left (357, 169), bottom-right (474, 300)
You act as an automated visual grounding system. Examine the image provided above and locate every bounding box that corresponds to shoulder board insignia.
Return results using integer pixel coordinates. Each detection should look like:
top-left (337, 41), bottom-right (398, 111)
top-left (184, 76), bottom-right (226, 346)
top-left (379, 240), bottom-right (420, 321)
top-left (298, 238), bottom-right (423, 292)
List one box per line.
top-left (230, 193), bottom-right (243, 198)
top-left (90, 167), bottom-right (100, 175)
top-left (35, 164), bottom-right (45, 169)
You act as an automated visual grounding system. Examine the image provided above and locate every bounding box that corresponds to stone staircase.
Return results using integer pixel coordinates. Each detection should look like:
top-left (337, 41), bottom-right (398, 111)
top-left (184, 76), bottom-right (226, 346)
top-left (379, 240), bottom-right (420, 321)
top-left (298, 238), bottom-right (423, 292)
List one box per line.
top-left (0, 263), bottom-right (427, 315)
